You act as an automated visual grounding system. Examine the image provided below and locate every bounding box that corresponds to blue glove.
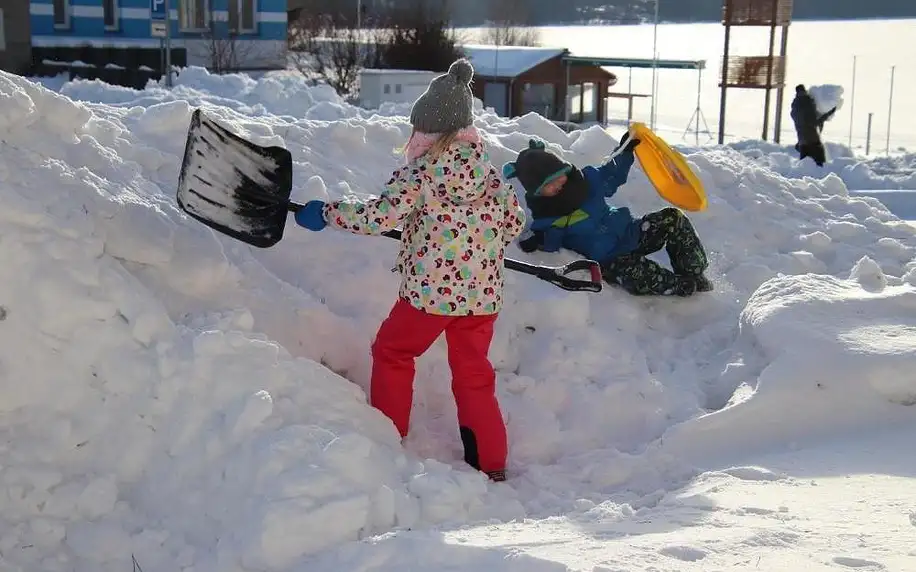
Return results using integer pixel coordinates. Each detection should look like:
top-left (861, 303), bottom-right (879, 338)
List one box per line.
top-left (294, 200), bottom-right (327, 231)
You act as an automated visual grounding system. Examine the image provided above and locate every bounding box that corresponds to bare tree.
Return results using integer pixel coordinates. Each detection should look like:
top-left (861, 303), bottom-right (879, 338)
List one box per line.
top-left (288, 10), bottom-right (382, 96)
top-left (191, 10), bottom-right (263, 74)
top-left (482, 0), bottom-right (540, 47)
top-left (379, 0), bottom-right (463, 72)
top-left (289, 0), bottom-right (463, 96)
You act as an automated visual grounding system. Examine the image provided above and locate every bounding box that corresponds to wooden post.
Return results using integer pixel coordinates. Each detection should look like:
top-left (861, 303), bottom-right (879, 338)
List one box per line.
top-left (773, 23), bottom-right (790, 143)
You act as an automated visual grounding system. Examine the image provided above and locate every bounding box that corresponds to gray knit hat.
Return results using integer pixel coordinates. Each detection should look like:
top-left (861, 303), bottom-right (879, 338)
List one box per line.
top-left (409, 58), bottom-right (475, 134)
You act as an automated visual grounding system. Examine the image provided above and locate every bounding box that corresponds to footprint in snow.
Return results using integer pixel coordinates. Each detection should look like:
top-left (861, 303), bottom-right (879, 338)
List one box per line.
top-left (832, 556), bottom-right (885, 569)
top-left (658, 545), bottom-right (707, 562)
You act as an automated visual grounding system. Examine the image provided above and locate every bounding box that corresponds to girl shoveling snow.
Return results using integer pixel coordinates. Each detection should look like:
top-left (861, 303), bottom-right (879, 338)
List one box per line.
top-left (293, 58), bottom-right (526, 482)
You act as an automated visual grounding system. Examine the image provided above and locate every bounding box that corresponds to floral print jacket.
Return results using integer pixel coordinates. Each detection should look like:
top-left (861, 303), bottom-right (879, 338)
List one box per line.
top-left (322, 140), bottom-right (527, 316)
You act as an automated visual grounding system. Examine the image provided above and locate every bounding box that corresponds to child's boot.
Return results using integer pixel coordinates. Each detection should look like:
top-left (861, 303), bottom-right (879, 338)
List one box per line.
top-left (672, 276), bottom-right (698, 297)
top-left (486, 470), bottom-right (507, 482)
top-left (694, 274), bottom-right (714, 292)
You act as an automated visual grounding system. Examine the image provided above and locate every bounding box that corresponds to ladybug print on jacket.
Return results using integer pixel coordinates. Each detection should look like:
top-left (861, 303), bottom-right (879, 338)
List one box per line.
top-left (321, 134), bottom-right (527, 316)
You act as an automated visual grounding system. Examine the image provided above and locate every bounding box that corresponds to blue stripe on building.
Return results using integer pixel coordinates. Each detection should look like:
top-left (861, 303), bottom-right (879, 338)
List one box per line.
top-left (30, 15), bottom-right (288, 40)
top-left (30, 0), bottom-right (288, 41)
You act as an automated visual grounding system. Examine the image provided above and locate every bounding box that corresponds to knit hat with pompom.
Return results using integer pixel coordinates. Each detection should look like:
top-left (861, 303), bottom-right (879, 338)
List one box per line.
top-left (409, 58), bottom-right (475, 134)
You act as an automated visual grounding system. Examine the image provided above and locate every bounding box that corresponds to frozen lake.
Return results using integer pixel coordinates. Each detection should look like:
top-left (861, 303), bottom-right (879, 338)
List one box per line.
top-left (465, 19), bottom-right (915, 154)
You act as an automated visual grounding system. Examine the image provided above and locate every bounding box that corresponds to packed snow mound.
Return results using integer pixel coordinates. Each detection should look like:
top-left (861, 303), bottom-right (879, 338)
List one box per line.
top-left (53, 66), bottom-right (487, 124)
top-left (656, 258), bottom-right (916, 465)
top-left (2, 67), bottom-right (916, 571)
top-left (0, 71), bottom-right (524, 572)
top-left (850, 189), bottom-right (916, 221)
top-left (807, 84), bottom-right (844, 117)
top-left (712, 140), bottom-right (916, 191)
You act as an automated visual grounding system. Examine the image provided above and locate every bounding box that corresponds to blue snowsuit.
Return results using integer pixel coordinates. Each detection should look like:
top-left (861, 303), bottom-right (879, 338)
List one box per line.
top-left (502, 137), bottom-right (711, 296)
top-left (526, 149), bottom-right (642, 261)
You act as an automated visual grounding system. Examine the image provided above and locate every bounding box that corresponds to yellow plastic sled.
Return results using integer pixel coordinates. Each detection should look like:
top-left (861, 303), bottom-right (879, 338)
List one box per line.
top-left (627, 122), bottom-right (707, 212)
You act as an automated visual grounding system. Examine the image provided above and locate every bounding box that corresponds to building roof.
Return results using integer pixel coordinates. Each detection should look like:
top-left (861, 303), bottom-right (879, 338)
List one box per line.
top-left (359, 69), bottom-right (440, 76)
top-left (458, 44), bottom-right (568, 79)
top-left (562, 56), bottom-right (707, 71)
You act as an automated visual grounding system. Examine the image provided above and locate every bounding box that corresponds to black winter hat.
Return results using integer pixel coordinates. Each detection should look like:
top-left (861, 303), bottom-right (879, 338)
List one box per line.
top-left (502, 139), bottom-right (589, 219)
top-left (502, 139), bottom-right (571, 197)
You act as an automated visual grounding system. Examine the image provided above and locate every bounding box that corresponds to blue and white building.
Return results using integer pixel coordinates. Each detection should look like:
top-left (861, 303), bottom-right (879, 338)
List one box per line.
top-left (30, 0), bottom-right (287, 69)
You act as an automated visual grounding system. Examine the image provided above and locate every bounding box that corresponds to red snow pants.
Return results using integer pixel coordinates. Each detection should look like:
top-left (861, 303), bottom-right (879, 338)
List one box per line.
top-left (370, 298), bottom-right (507, 474)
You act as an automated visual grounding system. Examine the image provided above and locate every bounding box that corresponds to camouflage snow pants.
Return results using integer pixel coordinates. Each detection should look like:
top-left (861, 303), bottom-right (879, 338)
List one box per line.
top-left (601, 207), bottom-right (709, 296)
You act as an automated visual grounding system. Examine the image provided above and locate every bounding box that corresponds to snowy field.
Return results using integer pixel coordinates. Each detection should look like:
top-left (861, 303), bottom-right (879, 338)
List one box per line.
top-left (1, 66), bottom-right (916, 572)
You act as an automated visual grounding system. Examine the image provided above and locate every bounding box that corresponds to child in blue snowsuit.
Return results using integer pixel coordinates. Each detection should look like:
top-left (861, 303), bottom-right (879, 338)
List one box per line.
top-left (502, 134), bottom-right (712, 296)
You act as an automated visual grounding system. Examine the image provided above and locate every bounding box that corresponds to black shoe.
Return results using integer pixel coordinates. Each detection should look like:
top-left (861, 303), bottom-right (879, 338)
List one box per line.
top-left (694, 274), bottom-right (714, 292)
top-left (672, 276), bottom-right (697, 297)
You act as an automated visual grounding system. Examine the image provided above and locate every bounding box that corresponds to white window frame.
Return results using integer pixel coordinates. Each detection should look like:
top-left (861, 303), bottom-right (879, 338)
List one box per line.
top-left (103, 0), bottom-right (119, 31)
top-left (53, 0), bottom-right (71, 30)
top-left (179, 0), bottom-right (210, 32)
top-left (227, 0), bottom-right (256, 34)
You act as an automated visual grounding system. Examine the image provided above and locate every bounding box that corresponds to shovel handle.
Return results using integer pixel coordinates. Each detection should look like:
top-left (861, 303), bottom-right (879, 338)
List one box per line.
top-left (381, 230), bottom-right (603, 293)
top-left (287, 203), bottom-right (602, 293)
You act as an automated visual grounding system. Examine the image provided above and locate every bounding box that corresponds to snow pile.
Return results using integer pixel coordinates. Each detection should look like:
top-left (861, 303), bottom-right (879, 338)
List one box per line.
top-left (710, 139), bottom-right (916, 191)
top-left (0, 71), bottom-right (521, 572)
top-left (657, 256), bottom-right (916, 465)
top-left (1, 67), bottom-right (915, 572)
top-left (53, 66), bottom-right (487, 125)
top-left (807, 84), bottom-right (845, 117)
top-left (850, 189), bottom-right (916, 221)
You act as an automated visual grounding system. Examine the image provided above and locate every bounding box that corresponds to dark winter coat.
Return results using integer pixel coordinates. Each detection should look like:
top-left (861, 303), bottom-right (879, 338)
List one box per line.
top-left (790, 87), bottom-right (837, 148)
top-left (526, 148), bottom-right (642, 262)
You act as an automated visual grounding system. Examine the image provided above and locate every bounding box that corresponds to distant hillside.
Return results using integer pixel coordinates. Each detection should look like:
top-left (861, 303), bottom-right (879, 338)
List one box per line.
top-left (439, 0), bottom-right (916, 26)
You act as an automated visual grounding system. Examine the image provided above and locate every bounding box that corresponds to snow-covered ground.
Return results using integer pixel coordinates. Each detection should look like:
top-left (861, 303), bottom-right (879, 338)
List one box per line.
top-left (1, 66), bottom-right (915, 572)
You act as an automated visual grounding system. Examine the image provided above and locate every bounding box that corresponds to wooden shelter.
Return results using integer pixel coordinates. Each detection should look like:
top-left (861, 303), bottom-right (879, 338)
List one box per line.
top-left (718, 0), bottom-right (794, 143)
top-left (459, 45), bottom-right (618, 124)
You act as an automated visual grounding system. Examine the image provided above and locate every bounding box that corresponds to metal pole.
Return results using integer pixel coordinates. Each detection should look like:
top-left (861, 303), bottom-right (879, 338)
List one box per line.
top-left (649, 0), bottom-right (659, 130)
top-left (885, 65), bottom-right (895, 155)
top-left (655, 65), bottom-right (660, 131)
top-left (357, 0), bottom-right (362, 29)
top-left (695, 67), bottom-right (702, 144)
top-left (865, 112), bottom-right (873, 155)
top-left (718, 18), bottom-right (731, 144)
top-left (164, 0), bottom-right (172, 87)
top-left (508, 79), bottom-right (513, 117)
top-left (628, 67), bottom-right (633, 124)
top-left (564, 60), bottom-right (571, 123)
top-left (848, 55), bottom-right (856, 148)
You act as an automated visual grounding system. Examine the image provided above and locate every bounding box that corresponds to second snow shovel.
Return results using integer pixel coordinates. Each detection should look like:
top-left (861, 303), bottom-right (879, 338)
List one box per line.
top-left (175, 109), bottom-right (603, 293)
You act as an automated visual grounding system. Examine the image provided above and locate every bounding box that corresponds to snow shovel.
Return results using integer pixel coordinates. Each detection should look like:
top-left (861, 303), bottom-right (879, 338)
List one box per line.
top-left (175, 108), bottom-right (603, 293)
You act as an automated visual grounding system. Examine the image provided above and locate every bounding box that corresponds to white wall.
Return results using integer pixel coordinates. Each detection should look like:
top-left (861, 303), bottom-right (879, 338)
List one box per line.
top-left (358, 70), bottom-right (438, 110)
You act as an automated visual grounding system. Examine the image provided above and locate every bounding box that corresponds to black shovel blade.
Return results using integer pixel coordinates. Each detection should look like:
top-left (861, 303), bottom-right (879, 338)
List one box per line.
top-left (176, 108), bottom-right (294, 248)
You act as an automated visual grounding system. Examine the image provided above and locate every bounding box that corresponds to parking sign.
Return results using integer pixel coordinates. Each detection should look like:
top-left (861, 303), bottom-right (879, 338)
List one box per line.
top-left (150, 0), bottom-right (166, 20)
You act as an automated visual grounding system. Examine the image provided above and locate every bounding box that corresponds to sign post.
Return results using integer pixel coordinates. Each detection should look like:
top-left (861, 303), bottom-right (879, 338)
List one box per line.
top-left (150, 0), bottom-right (172, 87)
